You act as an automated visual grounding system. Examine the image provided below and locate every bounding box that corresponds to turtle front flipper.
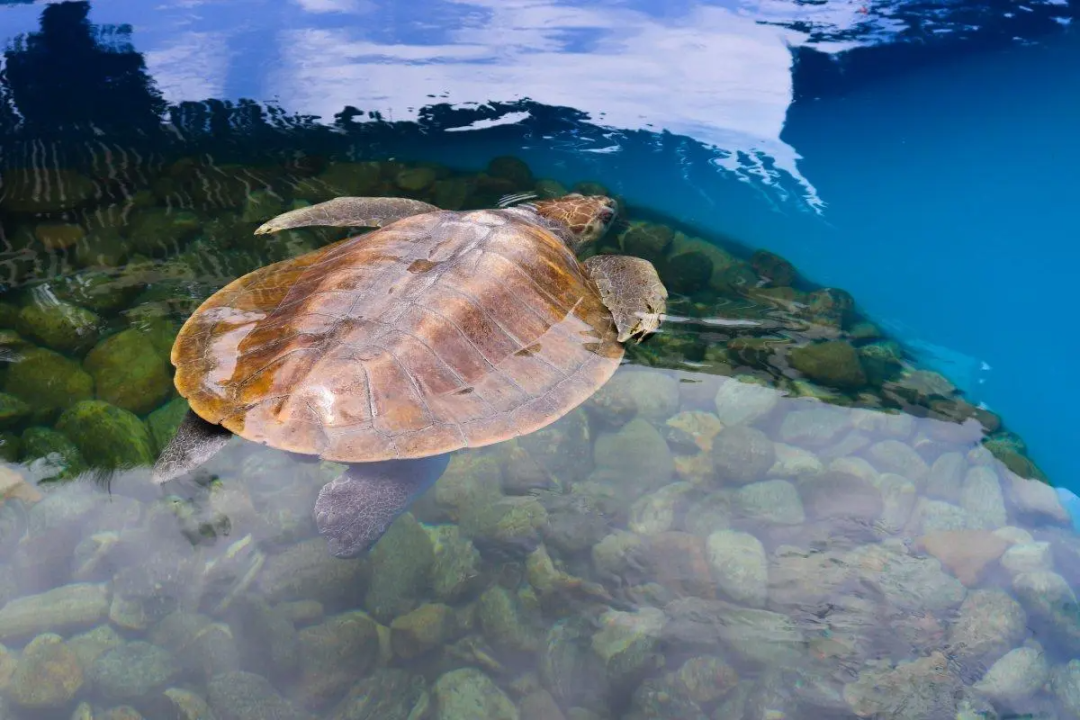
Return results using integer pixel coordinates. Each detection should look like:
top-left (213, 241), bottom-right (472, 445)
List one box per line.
top-left (151, 409), bottom-right (233, 484)
top-left (254, 197), bottom-right (440, 235)
top-left (583, 254), bottom-right (669, 342)
top-left (314, 455), bottom-right (451, 558)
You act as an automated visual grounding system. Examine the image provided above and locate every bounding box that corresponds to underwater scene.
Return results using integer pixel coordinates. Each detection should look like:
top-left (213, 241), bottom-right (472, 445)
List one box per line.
top-left (0, 1), bottom-right (1078, 719)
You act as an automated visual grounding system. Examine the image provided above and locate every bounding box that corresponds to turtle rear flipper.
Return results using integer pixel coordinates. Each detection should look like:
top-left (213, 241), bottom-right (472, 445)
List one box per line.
top-left (254, 197), bottom-right (440, 235)
top-left (583, 254), bottom-right (668, 342)
top-left (151, 409), bottom-right (233, 484)
top-left (314, 454), bottom-right (451, 557)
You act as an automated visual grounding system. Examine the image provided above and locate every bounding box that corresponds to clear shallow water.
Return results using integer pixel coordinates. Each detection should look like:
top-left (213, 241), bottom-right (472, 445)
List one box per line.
top-left (0, 1), bottom-right (1078, 719)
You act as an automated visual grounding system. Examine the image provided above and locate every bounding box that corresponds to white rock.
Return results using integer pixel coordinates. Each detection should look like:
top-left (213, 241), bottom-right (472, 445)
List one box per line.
top-left (877, 473), bottom-right (917, 535)
top-left (926, 452), bottom-right (966, 501)
top-left (1005, 470), bottom-right (1071, 524)
top-left (865, 440), bottom-right (929, 486)
top-left (769, 443), bottom-right (824, 479)
top-left (974, 645), bottom-right (1050, 702)
top-left (961, 466), bottom-right (1008, 530)
top-left (733, 480), bottom-right (805, 525)
top-left (851, 408), bottom-right (915, 439)
top-left (1001, 542), bottom-right (1053, 575)
top-left (705, 530), bottom-right (768, 608)
top-left (993, 526), bottom-right (1035, 545)
top-left (910, 498), bottom-right (971, 534)
top-left (713, 378), bottom-right (778, 427)
top-left (629, 483), bottom-right (693, 536)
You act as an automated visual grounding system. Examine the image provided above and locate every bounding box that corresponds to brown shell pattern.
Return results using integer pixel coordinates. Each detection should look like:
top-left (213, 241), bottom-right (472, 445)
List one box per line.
top-left (172, 209), bottom-right (624, 462)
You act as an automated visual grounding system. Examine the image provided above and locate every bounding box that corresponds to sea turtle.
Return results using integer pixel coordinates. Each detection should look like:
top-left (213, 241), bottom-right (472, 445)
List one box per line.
top-left (152, 193), bottom-right (668, 557)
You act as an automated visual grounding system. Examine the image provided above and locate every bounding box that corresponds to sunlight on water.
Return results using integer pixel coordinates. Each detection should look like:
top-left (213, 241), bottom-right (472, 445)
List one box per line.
top-left (0, 2), bottom-right (1075, 720)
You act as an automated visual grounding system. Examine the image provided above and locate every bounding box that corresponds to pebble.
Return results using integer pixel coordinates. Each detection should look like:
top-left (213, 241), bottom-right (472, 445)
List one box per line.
top-left (705, 530), bottom-right (768, 607)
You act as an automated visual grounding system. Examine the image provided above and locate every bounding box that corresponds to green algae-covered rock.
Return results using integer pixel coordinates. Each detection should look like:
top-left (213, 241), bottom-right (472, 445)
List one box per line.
top-left (329, 667), bottom-right (427, 720)
top-left (859, 341), bottom-right (904, 386)
top-left (54, 270), bottom-right (145, 313)
top-left (208, 671), bottom-right (308, 720)
top-left (4, 347), bottom-right (94, 422)
top-left (591, 607), bottom-right (665, 692)
top-left (429, 524), bottom-right (484, 604)
top-left (89, 641), bottom-right (178, 703)
top-left (750, 249), bottom-right (796, 287)
top-left (5, 633), bottom-right (83, 709)
top-left (540, 617), bottom-right (610, 713)
top-left (0, 392), bottom-right (30, 429)
top-left (295, 611), bottom-right (380, 710)
top-left (56, 400), bottom-right (155, 470)
top-left (364, 513), bottom-right (434, 623)
top-left (789, 340), bottom-right (867, 390)
top-left (0, 302), bottom-right (20, 328)
top-left (126, 207), bottom-right (201, 257)
top-left (433, 667), bottom-right (519, 720)
top-left (147, 397), bottom-right (190, 455)
top-left (16, 298), bottom-right (101, 355)
top-left (620, 222), bottom-right (674, 260)
top-left (477, 586), bottom-right (540, 653)
top-left (460, 495), bottom-right (547, 550)
top-left (390, 603), bottom-right (458, 660)
top-left (84, 329), bottom-right (173, 415)
top-left (0, 432), bottom-right (19, 462)
top-left (74, 228), bottom-right (129, 268)
top-left (20, 426), bottom-right (88, 480)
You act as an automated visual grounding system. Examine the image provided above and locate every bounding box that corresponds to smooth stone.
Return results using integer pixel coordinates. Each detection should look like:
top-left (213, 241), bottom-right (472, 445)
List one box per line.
top-left (208, 671), bottom-right (308, 720)
top-left (909, 498), bottom-right (971, 534)
top-left (327, 667), bottom-right (426, 720)
top-left (629, 482), bottom-right (693, 536)
top-left (390, 604), bottom-right (458, 660)
top-left (590, 607), bottom-right (665, 688)
top-left (1001, 542), bottom-right (1053, 575)
top-left (1013, 571), bottom-right (1080, 652)
top-left (918, 530), bottom-right (1009, 586)
top-left (89, 641), bottom-right (178, 702)
top-left (960, 466), bottom-right (1008, 529)
top-left (295, 611), bottom-right (380, 710)
top-left (588, 369), bottom-right (679, 426)
top-left (850, 408), bottom-right (915, 439)
top-left (778, 407), bottom-right (850, 448)
top-left (864, 440), bottom-right (929, 486)
top-left (828, 456), bottom-right (880, 485)
top-left (0, 582), bottom-right (109, 641)
top-left (768, 443), bottom-right (824, 479)
top-left (948, 589), bottom-right (1027, 661)
top-left (705, 530), bottom-right (768, 607)
top-left (663, 597), bottom-right (804, 667)
top-left (844, 652), bottom-right (963, 720)
top-left (433, 667), bottom-right (519, 720)
top-left (711, 426), bottom-right (775, 486)
top-left (713, 378), bottom-right (778, 426)
top-left (733, 480), bottom-right (805, 525)
top-left (877, 473), bottom-right (917, 534)
top-left (994, 526), bottom-right (1035, 545)
top-left (850, 542), bottom-right (965, 613)
top-left (5, 633), bottom-right (83, 709)
top-left (974, 645), bottom-right (1050, 702)
top-left (1052, 660), bottom-right (1080, 717)
top-left (1006, 471), bottom-right (1071, 524)
top-left (926, 452), bottom-right (965, 501)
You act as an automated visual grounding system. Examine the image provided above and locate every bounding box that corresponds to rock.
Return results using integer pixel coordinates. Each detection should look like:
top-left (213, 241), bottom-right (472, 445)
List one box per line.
top-left (620, 222), bottom-right (674, 260)
top-left (995, 525), bottom-right (1035, 545)
top-left (0, 393), bottom-right (30, 430)
top-left (328, 667), bottom-right (426, 720)
top-left (1001, 542), bottom-right (1053, 575)
top-left (789, 341), bottom-right (866, 389)
top-left (926, 452), bottom-right (965, 501)
top-left (2, 168), bottom-right (96, 213)
top-left (146, 397), bottom-right (190, 454)
top-left (84, 329), bottom-right (173, 415)
top-left (877, 473), bottom-right (917, 534)
top-left (670, 655), bottom-right (738, 705)
top-left (5, 633), bottom-right (83, 709)
top-left (590, 606), bottom-right (665, 690)
top-left (231, 595), bottom-right (299, 682)
top-left (0, 432), bottom-right (18, 462)
top-left (241, 189), bottom-right (285, 222)
top-left (541, 494), bottom-right (608, 556)
top-left (126, 207), bottom-right (200, 256)
top-left (0, 465), bottom-right (40, 505)
top-left (164, 687), bottom-right (219, 720)
top-left (257, 538), bottom-right (367, 606)
top-left (1053, 661), bottom-right (1080, 717)
top-left (519, 689), bottom-right (566, 720)
top-left (277, 601), bottom-right (324, 627)
top-left (850, 542), bottom-right (965, 614)
top-left (800, 470), bottom-right (883, 523)
top-left (850, 408), bottom-right (915, 439)
top-left (661, 252), bottom-right (713, 294)
top-left (207, 671), bottom-right (309, 720)
top-left (395, 167), bottom-right (437, 192)
top-left (705, 530), bottom-right (767, 607)
top-left (588, 370), bottom-right (679, 426)
top-left (662, 597), bottom-right (804, 667)
top-left (295, 611), bottom-right (380, 710)
top-left (829, 455), bottom-right (880, 484)
top-left (769, 443), bottom-right (824, 479)
top-left (89, 641), bottom-right (178, 703)
top-left (429, 524), bottom-right (484, 603)
top-left (711, 426), bottom-right (775, 485)
top-left (1006, 471), bottom-right (1071, 524)
top-left (1013, 571), bottom-right (1080, 653)
top-left (663, 411), bottom-right (724, 454)
top-left (391, 603), bottom-right (457, 660)
top-left (433, 454), bottom-right (503, 520)
top-left (974, 645), bottom-right (1049, 702)
top-left (843, 652), bottom-right (963, 720)
top-left (478, 586), bottom-right (540, 653)
top-left (433, 667), bottom-right (518, 720)
top-left (960, 466), bottom-right (1007, 529)
top-left (488, 156), bottom-right (533, 187)
top-left (909, 497), bottom-right (971, 534)
top-left (16, 297), bottom-right (100, 354)
top-left (641, 532), bottom-right (715, 600)
top-left (56, 400), bottom-right (154, 470)
top-left (0, 582), bottom-right (109, 641)
top-left (750, 249), bottom-right (796, 287)
top-left (948, 589), bottom-right (1027, 661)
top-left (779, 407), bottom-right (850, 448)
top-left (626, 676), bottom-right (707, 720)
top-left (539, 618), bottom-right (609, 713)
top-left (733, 480), bottom-right (805, 525)
top-left (20, 426), bottom-right (88, 480)
top-left (593, 418), bottom-right (673, 488)
top-left (461, 495), bottom-right (547, 554)
top-left (865, 440), bottom-right (930, 486)
top-left (4, 347), bottom-right (94, 422)
top-left (917, 529), bottom-right (1009, 586)
top-left (67, 624), bottom-right (124, 669)
top-left (629, 482), bottom-right (693, 536)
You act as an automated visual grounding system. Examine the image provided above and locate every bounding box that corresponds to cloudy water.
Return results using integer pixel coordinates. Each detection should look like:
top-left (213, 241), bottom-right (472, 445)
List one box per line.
top-left (0, 1), bottom-right (1077, 719)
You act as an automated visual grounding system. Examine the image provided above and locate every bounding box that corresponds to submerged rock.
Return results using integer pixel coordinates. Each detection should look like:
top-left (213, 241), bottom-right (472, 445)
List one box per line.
top-left (207, 671), bottom-right (309, 720)
top-left (56, 400), bottom-right (155, 470)
top-left (4, 347), bottom-right (94, 422)
top-left (328, 667), bottom-right (426, 720)
top-left (0, 582), bottom-right (109, 642)
top-left (789, 340), bottom-right (867, 389)
top-left (391, 603), bottom-right (458, 660)
top-left (20, 426), bottom-right (88, 480)
top-left (16, 296), bottom-right (101, 355)
top-left (433, 667), bottom-right (518, 720)
top-left (705, 529), bottom-right (768, 608)
top-left (711, 425), bottom-right (775, 485)
top-left (589, 371), bottom-right (680, 427)
top-left (257, 537), bottom-right (367, 606)
top-left (663, 596), bottom-right (805, 667)
top-left (973, 645), bottom-right (1049, 702)
top-left (295, 611), bottom-right (380, 710)
top-left (733, 479), bottom-right (805, 525)
top-left (947, 589), bottom-right (1027, 662)
top-left (843, 652), bottom-right (963, 720)
top-left (539, 617), bottom-right (610, 713)
top-left (5, 633), bottom-right (83, 709)
top-left (84, 329), bottom-right (173, 415)
top-left (89, 641), bottom-right (178, 703)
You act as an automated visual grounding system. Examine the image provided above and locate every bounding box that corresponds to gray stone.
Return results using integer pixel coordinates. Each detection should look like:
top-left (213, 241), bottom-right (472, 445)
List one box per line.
top-left (663, 597), bottom-right (804, 666)
top-left (295, 611), bottom-right (380, 711)
top-left (974, 645), bottom-right (1049, 702)
top-left (926, 452), bottom-right (965, 501)
top-left (1001, 542), bottom-right (1053, 575)
top-left (364, 513), bottom-right (434, 623)
top-left (948, 589), bottom-right (1027, 661)
top-left (910, 498), bottom-right (971, 534)
top-left (593, 418), bottom-right (674, 489)
top-left (0, 582), bottom-right (109, 641)
top-left (768, 443), bottom-right (824, 479)
top-left (850, 543), bottom-right (965, 614)
top-left (591, 607), bottom-right (665, 690)
top-left (733, 480), bottom-right (805, 525)
top-left (712, 426), bottom-right (775, 485)
top-left (705, 530), bottom-right (768, 607)
top-left (89, 641), bottom-right (178, 702)
top-left (960, 466), bottom-right (1008, 529)
top-left (1053, 661), bottom-right (1080, 718)
top-left (328, 668), bottom-right (426, 720)
top-left (257, 538), bottom-right (367, 606)
top-left (589, 369), bottom-right (679, 426)
top-left (629, 482), bottom-right (693, 536)
top-left (433, 667), bottom-right (518, 720)
top-left (778, 407), bottom-right (850, 448)
top-left (864, 440), bottom-right (929, 486)
top-left (877, 473), bottom-right (917, 535)
top-left (713, 378), bottom-right (778, 426)
top-left (1013, 571), bottom-right (1080, 652)
top-left (208, 671), bottom-right (310, 720)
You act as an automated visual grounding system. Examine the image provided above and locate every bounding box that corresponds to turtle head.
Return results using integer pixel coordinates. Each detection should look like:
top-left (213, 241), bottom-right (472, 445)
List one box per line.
top-left (529, 193), bottom-right (618, 251)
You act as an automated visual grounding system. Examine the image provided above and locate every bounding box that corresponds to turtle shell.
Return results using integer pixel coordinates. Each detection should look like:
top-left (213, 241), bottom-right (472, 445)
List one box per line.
top-left (171, 208), bottom-right (624, 462)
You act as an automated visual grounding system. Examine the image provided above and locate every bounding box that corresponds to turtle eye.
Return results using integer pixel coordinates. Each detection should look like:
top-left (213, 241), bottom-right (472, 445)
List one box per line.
top-left (599, 208), bottom-right (614, 223)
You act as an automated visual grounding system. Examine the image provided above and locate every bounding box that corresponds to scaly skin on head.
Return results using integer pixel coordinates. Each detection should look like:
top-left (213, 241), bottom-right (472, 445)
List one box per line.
top-left (527, 193), bottom-right (618, 251)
